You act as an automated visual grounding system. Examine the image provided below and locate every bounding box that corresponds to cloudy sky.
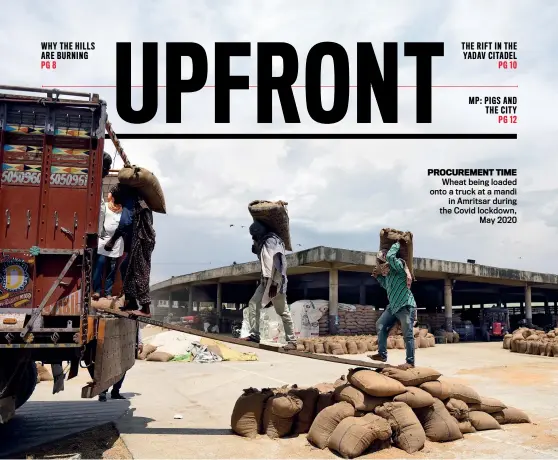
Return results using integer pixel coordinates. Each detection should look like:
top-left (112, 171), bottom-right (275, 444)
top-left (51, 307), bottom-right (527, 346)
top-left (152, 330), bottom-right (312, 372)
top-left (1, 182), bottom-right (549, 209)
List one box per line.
top-left (1, 0), bottom-right (556, 283)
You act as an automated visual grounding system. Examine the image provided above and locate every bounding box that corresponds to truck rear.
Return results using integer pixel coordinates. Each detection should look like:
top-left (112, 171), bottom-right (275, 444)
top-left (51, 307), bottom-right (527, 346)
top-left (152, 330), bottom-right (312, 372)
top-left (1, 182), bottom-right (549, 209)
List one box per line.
top-left (0, 85), bottom-right (137, 424)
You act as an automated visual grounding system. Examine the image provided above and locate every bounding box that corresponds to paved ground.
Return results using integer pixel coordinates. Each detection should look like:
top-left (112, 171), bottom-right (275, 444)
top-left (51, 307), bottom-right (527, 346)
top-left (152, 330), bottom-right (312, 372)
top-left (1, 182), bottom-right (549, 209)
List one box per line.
top-left (3, 339), bottom-right (558, 459)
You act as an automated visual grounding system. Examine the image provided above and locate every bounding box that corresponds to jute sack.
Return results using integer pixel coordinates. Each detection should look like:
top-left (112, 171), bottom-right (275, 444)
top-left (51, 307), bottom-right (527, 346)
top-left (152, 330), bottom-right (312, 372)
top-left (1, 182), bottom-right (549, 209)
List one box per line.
top-left (491, 407), bottom-right (530, 424)
top-left (137, 343), bottom-right (157, 360)
top-left (552, 342), bottom-right (558, 357)
top-left (395, 336), bottom-right (405, 349)
top-left (468, 411), bottom-right (501, 431)
top-left (393, 387), bottom-right (435, 409)
top-left (381, 366), bottom-right (441, 387)
top-left (517, 339), bottom-right (528, 354)
top-left (231, 388), bottom-right (274, 437)
top-left (118, 165), bottom-right (166, 213)
top-left (449, 383), bottom-right (481, 404)
top-left (146, 351), bottom-right (174, 362)
top-left (289, 386), bottom-right (319, 434)
top-left (445, 398), bottom-right (469, 421)
top-left (36, 363), bottom-right (53, 382)
top-left (453, 332), bottom-right (460, 343)
top-left (418, 337), bottom-right (429, 348)
top-left (458, 420), bottom-right (476, 434)
top-left (468, 397), bottom-right (506, 414)
top-left (327, 341), bottom-right (344, 355)
top-left (314, 342), bottom-right (325, 354)
top-left (418, 328), bottom-right (428, 338)
top-left (334, 384), bottom-right (390, 412)
top-left (445, 332), bottom-right (454, 344)
top-left (379, 228), bottom-right (414, 277)
top-left (314, 383), bottom-right (336, 414)
top-left (307, 401), bottom-right (355, 449)
top-left (328, 414), bottom-right (392, 459)
top-left (356, 341), bottom-right (368, 354)
top-left (546, 342), bottom-right (554, 357)
top-left (346, 341), bottom-right (358, 354)
top-left (248, 200), bottom-right (292, 251)
top-left (503, 334), bottom-right (512, 349)
top-left (427, 336), bottom-right (436, 347)
top-left (375, 402), bottom-right (425, 454)
top-left (348, 367), bottom-right (406, 397)
top-left (415, 398), bottom-right (463, 442)
top-left (334, 375), bottom-right (347, 387)
top-left (91, 296), bottom-right (125, 311)
top-left (262, 394), bottom-right (303, 439)
top-left (419, 381), bottom-right (452, 400)
top-left (387, 337), bottom-right (396, 349)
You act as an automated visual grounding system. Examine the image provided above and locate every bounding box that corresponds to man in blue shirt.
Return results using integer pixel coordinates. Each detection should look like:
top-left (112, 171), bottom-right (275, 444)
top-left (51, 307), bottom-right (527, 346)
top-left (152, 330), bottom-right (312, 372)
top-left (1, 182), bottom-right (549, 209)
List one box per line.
top-left (370, 241), bottom-right (417, 369)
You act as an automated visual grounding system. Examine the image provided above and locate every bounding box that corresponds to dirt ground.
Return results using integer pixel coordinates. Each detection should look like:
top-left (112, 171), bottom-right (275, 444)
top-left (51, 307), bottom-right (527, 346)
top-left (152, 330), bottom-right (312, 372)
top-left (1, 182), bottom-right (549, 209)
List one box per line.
top-left (20, 423), bottom-right (132, 459)
top-left (10, 339), bottom-right (558, 459)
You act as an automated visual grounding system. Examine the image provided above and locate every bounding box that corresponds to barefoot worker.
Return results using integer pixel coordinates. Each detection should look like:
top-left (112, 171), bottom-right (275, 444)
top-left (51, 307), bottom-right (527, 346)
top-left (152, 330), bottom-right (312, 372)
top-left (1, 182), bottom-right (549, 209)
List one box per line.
top-left (242, 220), bottom-right (297, 350)
top-left (370, 240), bottom-right (416, 369)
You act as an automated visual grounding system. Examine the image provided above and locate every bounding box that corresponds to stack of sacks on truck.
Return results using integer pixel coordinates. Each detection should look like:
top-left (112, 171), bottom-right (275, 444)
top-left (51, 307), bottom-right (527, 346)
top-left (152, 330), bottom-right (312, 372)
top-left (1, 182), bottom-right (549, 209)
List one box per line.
top-left (231, 366), bottom-right (530, 458)
top-left (504, 327), bottom-right (558, 357)
top-left (297, 327), bottom-right (435, 356)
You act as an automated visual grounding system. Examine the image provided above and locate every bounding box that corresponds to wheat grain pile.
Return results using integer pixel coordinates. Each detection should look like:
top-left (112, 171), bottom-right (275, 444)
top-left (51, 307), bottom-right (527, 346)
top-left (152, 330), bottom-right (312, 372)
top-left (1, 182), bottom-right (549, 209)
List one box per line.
top-left (297, 327), bottom-right (435, 355)
top-left (504, 327), bottom-right (558, 357)
top-left (231, 365), bottom-right (531, 458)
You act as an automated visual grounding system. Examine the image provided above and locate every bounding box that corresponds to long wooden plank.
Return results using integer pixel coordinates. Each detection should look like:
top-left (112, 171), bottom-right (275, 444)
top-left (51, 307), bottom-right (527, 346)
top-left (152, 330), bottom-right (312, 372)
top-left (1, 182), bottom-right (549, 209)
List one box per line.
top-left (92, 306), bottom-right (388, 370)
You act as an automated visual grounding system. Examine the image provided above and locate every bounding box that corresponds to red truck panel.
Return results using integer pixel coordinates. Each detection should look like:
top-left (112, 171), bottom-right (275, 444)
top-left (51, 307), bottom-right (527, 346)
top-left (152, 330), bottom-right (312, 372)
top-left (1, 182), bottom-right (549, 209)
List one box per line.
top-left (0, 93), bottom-right (106, 315)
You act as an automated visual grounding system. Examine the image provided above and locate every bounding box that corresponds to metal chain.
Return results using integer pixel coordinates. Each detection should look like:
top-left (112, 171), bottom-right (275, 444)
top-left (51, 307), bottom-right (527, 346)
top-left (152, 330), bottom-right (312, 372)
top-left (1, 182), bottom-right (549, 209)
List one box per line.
top-left (79, 249), bottom-right (93, 362)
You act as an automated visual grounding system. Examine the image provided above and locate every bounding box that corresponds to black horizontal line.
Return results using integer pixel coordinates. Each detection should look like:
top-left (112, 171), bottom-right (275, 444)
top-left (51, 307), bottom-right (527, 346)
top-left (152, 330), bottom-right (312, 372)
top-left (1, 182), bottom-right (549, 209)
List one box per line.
top-left (108, 133), bottom-right (517, 140)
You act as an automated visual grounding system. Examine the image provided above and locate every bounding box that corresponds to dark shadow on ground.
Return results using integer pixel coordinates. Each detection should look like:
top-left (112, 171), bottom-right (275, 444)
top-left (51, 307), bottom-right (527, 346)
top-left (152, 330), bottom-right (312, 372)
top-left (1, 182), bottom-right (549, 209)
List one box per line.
top-left (0, 400), bottom-right (130, 459)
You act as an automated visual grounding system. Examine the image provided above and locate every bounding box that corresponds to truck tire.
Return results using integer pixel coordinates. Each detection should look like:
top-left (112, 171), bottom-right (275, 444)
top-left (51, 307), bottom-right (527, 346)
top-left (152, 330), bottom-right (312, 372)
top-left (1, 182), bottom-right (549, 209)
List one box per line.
top-left (15, 361), bottom-right (38, 409)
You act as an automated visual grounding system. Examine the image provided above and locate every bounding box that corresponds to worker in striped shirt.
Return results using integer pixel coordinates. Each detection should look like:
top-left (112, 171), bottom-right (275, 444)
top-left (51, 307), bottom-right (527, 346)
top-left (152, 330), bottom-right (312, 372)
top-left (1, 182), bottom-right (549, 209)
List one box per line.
top-left (370, 241), bottom-right (417, 369)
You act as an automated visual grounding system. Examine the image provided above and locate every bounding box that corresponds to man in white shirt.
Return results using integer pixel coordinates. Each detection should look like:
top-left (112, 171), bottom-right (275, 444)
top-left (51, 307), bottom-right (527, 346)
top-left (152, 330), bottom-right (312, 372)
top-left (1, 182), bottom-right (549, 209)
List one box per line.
top-left (242, 221), bottom-right (296, 350)
top-left (93, 187), bottom-right (124, 299)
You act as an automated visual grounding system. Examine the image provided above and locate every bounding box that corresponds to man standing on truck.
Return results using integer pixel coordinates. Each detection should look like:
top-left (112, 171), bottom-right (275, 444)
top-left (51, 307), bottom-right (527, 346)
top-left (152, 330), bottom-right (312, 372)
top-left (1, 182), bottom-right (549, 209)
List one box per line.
top-left (370, 241), bottom-right (417, 369)
top-left (242, 221), bottom-right (296, 350)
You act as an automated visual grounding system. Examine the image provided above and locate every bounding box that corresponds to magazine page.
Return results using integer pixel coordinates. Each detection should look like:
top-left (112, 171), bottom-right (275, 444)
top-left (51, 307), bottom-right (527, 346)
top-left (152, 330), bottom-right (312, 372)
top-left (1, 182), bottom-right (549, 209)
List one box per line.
top-left (0, 0), bottom-right (556, 458)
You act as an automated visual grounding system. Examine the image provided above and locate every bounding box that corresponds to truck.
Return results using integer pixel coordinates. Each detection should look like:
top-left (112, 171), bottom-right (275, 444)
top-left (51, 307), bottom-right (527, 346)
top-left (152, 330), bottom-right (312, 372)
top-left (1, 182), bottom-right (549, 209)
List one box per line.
top-left (0, 85), bottom-right (137, 424)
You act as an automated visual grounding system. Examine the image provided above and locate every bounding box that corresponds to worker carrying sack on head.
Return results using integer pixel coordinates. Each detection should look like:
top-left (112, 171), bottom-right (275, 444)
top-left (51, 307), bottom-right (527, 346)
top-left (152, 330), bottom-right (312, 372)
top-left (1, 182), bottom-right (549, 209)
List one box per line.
top-left (370, 238), bottom-right (417, 370)
top-left (242, 220), bottom-right (297, 351)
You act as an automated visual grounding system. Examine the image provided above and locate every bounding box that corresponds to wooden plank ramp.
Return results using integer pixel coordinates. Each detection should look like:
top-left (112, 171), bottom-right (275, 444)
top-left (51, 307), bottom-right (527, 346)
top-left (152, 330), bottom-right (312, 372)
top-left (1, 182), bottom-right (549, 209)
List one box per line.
top-left (92, 306), bottom-right (388, 370)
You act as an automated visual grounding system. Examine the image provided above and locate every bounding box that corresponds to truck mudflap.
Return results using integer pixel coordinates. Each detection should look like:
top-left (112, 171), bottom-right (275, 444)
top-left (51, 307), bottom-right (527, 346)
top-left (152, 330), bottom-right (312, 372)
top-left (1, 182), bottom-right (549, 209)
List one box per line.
top-left (81, 316), bottom-right (137, 398)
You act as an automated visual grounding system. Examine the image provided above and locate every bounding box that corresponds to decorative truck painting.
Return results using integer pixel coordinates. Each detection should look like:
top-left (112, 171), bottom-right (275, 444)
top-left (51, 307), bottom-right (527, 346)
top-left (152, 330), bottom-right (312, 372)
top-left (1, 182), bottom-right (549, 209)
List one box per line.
top-left (0, 84), bottom-right (137, 425)
top-left (0, 254), bottom-right (34, 308)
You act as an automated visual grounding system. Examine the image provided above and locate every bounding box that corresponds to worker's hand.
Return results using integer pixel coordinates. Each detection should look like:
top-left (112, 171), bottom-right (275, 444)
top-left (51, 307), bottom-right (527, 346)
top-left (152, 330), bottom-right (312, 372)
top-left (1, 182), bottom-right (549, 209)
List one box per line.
top-left (372, 266), bottom-right (379, 278)
top-left (104, 241), bottom-right (114, 252)
top-left (138, 344), bottom-right (143, 354)
top-left (269, 283), bottom-right (278, 299)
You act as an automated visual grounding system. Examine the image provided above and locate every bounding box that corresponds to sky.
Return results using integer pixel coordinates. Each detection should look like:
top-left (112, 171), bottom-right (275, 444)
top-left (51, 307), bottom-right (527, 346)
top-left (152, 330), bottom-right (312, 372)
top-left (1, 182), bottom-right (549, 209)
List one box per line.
top-left (1, 0), bottom-right (557, 284)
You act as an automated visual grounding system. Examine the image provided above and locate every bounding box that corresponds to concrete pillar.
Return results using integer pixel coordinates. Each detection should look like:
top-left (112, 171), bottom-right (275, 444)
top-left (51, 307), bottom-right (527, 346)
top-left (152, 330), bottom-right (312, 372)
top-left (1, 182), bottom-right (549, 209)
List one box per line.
top-left (328, 268), bottom-right (339, 335)
top-left (525, 285), bottom-right (532, 326)
top-left (359, 283), bottom-right (366, 305)
top-left (444, 278), bottom-right (453, 331)
top-left (188, 286), bottom-right (194, 315)
top-left (216, 283), bottom-right (222, 318)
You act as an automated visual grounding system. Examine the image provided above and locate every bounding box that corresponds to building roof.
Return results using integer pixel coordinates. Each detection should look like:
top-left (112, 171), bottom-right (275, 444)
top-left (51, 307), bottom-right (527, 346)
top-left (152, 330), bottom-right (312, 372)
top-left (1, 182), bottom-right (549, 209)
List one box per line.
top-left (150, 246), bottom-right (558, 293)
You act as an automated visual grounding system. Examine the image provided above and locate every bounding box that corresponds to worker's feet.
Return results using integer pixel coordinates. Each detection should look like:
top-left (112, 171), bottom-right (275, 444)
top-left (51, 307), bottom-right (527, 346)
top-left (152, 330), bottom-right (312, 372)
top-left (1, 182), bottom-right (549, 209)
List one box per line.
top-left (240, 334), bottom-right (260, 344)
top-left (98, 393), bottom-right (107, 402)
top-left (397, 363), bottom-right (415, 370)
top-left (368, 353), bottom-right (387, 363)
top-left (111, 392), bottom-right (126, 400)
top-left (282, 342), bottom-right (297, 351)
top-left (128, 310), bottom-right (152, 318)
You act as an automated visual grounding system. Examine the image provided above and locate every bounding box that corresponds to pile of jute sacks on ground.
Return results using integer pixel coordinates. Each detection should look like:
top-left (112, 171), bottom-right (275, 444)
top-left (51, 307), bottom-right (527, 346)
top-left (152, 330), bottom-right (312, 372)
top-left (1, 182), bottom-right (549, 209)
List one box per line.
top-left (231, 366), bottom-right (530, 458)
top-left (504, 327), bottom-right (558, 356)
top-left (297, 326), bottom-right (436, 355)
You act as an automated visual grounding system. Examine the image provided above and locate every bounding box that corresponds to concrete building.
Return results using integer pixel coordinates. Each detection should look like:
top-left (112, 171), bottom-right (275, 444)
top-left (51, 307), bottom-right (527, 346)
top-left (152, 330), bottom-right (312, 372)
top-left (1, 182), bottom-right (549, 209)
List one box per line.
top-left (150, 246), bottom-right (558, 333)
